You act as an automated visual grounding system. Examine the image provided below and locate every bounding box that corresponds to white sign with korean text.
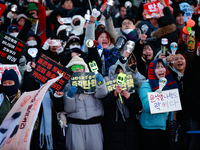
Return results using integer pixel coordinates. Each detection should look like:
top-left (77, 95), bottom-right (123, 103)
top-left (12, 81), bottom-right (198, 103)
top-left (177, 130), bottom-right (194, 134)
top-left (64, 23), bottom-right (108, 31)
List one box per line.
top-left (0, 64), bottom-right (22, 84)
top-left (147, 89), bottom-right (182, 114)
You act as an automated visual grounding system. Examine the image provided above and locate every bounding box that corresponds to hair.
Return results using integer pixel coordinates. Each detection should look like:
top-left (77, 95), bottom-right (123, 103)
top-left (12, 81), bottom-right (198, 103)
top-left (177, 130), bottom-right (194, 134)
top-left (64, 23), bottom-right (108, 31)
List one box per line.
top-left (95, 29), bottom-right (116, 46)
top-left (175, 51), bottom-right (188, 63)
top-left (61, 0), bottom-right (72, 5)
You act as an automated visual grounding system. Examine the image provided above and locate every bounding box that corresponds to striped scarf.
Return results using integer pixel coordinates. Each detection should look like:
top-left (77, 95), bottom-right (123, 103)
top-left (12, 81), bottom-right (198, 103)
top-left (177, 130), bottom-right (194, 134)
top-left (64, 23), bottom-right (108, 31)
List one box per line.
top-left (148, 59), bottom-right (179, 91)
top-left (122, 29), bottom-right (139, 42)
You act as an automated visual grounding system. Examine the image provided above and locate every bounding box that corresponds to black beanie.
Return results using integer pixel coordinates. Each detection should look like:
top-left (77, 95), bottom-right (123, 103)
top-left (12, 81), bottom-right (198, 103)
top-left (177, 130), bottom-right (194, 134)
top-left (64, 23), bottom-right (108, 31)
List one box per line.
top-left (157, 16), bottom-right (172, 28)
top-left (1, 69), bottom-right (19, 87)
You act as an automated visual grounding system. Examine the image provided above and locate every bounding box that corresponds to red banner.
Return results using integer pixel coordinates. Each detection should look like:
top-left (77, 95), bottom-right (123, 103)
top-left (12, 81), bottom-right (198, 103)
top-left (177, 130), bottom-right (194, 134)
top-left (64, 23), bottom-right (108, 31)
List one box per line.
top-left (0, 3), bottom-right (6, 17)
top-left (143, 1), bottom-right (164, 19)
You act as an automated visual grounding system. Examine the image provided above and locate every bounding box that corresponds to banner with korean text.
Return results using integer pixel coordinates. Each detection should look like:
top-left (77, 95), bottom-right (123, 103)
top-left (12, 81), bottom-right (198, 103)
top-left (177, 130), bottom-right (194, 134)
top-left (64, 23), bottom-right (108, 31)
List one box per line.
top-left (0, 75), bottom-right (62, 150)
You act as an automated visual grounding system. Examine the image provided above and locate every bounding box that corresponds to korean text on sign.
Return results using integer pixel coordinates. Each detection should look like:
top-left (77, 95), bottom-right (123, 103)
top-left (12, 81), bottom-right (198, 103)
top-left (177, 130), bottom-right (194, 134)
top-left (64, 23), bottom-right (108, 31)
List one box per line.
top-left (147, 89), bottom-right (182, 114)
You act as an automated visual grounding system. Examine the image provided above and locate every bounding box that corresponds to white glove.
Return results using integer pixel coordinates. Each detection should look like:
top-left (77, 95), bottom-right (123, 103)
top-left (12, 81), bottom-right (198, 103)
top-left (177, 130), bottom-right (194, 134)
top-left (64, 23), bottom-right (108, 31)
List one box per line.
top-left (19, 55), bottom-right (27, 66)
top-left (42, 38), bottom-right (52, 50)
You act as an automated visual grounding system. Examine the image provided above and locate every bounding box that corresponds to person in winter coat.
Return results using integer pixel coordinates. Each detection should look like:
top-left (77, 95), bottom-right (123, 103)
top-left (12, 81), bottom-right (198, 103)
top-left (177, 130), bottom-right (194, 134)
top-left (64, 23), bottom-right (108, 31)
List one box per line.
top-left (103, 8), bottom-right (141, 54)
top-left (64, 56), bottom-right (108, 150)
top-left (82, 15), bottom-right (121, 76)
top-left (102, 62), bottom-right (143, 150)
top-left (0, 69), bottom-right (20, 125)
top-left (139, 58), bottom-right (179, 150)
top-left (178, 48), bottom-right (200, 150)
top-left (133, 34), bottom-right (155, 78)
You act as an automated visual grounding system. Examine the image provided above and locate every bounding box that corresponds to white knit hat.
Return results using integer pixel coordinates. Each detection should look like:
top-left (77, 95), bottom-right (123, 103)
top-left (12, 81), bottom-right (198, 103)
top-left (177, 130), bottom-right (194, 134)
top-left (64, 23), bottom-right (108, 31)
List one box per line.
top-left (66, 56), bottom-right (89, 72)
top-left (16, 14), bottom-right (27, 22)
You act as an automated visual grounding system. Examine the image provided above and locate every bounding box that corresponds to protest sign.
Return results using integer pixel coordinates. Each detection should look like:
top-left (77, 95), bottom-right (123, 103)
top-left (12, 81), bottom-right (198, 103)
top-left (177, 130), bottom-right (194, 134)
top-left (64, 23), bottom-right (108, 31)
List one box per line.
top-left (147, 89), bottom-right (182, 114)
top-left (0, 75), bottom-right (62, 150)
top-left (104, 72), bottom-right (134, 93)
top-left (179, 2), bottom-right (194, 22)
top-left (70, 72), bottom-right (96, 94)
top-left (143, 1), bottom-right (164, 19)
top-left (29, 54), bottom-right (73, 91)
top-left (0, 64), bottom-right (21, 84)
top-left (0, 3), bottom-right (6, 17)
top-left (0, 31), bottom-right (27, 64)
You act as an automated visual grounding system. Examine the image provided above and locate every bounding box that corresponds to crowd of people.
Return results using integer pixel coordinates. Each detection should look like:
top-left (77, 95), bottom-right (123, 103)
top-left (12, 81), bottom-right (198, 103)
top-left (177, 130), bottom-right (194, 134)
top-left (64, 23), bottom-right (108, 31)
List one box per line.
top-left (0, 0), bottom-right (200, 149)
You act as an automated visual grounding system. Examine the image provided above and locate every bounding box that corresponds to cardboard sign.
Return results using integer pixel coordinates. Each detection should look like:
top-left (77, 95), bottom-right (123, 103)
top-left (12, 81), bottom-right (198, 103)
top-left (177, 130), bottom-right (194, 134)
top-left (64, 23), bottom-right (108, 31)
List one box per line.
top-left (104, 72), bottom-right (134, 93)
top-left (0, 64), bottom-right (21, 84)
top-left (0, 3), bottom-right (6, 17)
top-left (70, 72), bottom-right (96, 94)
top-left (147, 89), bottom-right (182, 114)
top-left (29, 54), bottom-right (73, 91)
top-left (0, 31), bottom-right (27, 64)
top-left (143, 1), bottom-right (164, 19)
top-left (0, 75), bottom-right (62, 150)
top-left (179, 2), bottom-right (194, 22)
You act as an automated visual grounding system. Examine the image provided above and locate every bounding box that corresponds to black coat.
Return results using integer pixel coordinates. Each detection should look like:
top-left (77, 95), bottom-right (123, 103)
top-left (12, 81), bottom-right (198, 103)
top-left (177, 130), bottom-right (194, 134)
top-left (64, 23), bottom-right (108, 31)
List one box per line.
top-left (102, 91), bottom-right (142, 150)
top-left (181, 52), bottom-right (200, 120)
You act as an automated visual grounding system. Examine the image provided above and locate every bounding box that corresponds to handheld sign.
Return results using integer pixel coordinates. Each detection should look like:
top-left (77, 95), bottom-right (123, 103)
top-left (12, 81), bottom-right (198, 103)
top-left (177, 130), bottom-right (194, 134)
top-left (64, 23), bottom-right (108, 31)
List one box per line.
top-left (0, 31), bottom-right (27, 64)
top-left (104, 72), bottom-right (134, 93)
top-left (29, 54), bottom-right (73, 91)
top-left (70, 72), bottom-right (96, 94)
top-left (117, 73), bottom-right (127, 104)
top-left (148, 88), bottom-right (182, 114)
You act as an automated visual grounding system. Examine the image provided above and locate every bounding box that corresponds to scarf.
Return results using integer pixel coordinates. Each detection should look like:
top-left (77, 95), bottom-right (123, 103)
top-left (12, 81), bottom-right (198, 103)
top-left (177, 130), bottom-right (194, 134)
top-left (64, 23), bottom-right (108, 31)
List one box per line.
top-left (148, 59), bottom-right (179, 91)
top-left (116, 97), bottom-right (130, 122)
top-left (121, 29), bottom-right (139, 42)
top-left (40, 91), bottom-right (53, 150)
top-left (103, 48), bottom-right (121, 76)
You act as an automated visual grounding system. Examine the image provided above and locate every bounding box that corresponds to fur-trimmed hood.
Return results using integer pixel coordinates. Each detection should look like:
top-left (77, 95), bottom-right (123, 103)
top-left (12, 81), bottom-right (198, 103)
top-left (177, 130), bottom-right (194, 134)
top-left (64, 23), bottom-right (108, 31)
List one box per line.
top-left (151, 24), bottom-right (177, 39)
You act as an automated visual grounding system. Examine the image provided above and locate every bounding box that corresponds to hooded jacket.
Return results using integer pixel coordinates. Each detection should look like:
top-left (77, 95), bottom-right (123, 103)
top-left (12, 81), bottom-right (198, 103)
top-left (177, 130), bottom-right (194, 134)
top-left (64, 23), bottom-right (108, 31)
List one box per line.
top-left (102, 62), bottom-right (142, 150)
top-left (71, 15), bottom-right (86, 36)
top-left (64, 56), bottom-right (107, 123)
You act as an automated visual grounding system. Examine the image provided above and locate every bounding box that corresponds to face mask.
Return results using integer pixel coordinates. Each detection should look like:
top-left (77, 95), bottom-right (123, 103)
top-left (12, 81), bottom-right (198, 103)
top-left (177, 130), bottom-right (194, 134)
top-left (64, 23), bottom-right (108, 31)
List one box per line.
top-left (130, 64), bottom-right (136, 71)
top-left (26, 40), bottom-right (37, 46)
top-left (69, 45), bottom-right (81, 49)
top-left (123, 29), bottom-right (133, 34)
top-left (2, 84), bottom-right (18, 97)
top-left (10, 32), bottom-right (19, 37)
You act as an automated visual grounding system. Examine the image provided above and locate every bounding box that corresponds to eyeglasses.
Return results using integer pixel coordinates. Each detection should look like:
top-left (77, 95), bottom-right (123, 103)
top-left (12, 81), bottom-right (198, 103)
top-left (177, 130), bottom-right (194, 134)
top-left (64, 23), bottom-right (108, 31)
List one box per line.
top-left (122, 21), bottom-right (133, 26)
top-left (71, 65), bottom-right (84, 71)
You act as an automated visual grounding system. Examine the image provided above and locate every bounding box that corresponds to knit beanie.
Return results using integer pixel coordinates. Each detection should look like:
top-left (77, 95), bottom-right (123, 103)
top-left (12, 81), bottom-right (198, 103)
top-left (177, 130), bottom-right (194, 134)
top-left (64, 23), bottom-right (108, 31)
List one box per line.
top-left (157, 16), bottom-right (172, 28)
top-left (66, 36), bottom-right (81, 48)
top-left (1, 69), bottom-right (19, 87)
top-left (66, 56), bottom-right (89, 72)
top-left (27, 3), bottom-right (38, 12)
top-left (16, 14), bottom-right (27, 22)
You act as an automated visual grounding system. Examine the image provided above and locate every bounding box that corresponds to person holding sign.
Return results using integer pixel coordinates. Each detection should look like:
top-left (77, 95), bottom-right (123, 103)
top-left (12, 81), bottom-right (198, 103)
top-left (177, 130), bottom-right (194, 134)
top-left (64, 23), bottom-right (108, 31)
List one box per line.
top-left (0, 69), bottom-right (20, 125)
top-left (139, 58), bottom-right (179, 150)
top-left (64, 56), bottom-right (108, 150)
top-left (102, 63), bottom-right (142, 150)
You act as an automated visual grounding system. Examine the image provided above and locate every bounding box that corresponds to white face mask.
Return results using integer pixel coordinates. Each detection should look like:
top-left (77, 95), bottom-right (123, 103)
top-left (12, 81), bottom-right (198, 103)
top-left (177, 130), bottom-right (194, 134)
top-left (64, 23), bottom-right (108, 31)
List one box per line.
top-left (123, 29), bottom-right (133, 34)
top-left (26, 40), bottom-right (37, 46)
top-left (69, 45), bottom-right (81, 49)
top-left (10, 32), bottom-right (19, 37)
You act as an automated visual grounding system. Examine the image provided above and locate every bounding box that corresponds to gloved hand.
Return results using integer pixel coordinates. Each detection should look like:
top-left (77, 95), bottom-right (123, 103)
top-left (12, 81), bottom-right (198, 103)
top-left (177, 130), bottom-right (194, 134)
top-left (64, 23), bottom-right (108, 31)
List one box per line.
top-left (7, 11), bottom-right (17, 19)
top-left (67, 86), bottom-right (77, 98)
top-left (102, 9), bottom-right (110, 20)
top-left (42, 38), bottom-right (52, 50)
top-left (19, 55), bottom-right (27, 66)
top-left (23, 19), bottom-right (32, 32)
top-left (95, 73), bottom-right (103, 85)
